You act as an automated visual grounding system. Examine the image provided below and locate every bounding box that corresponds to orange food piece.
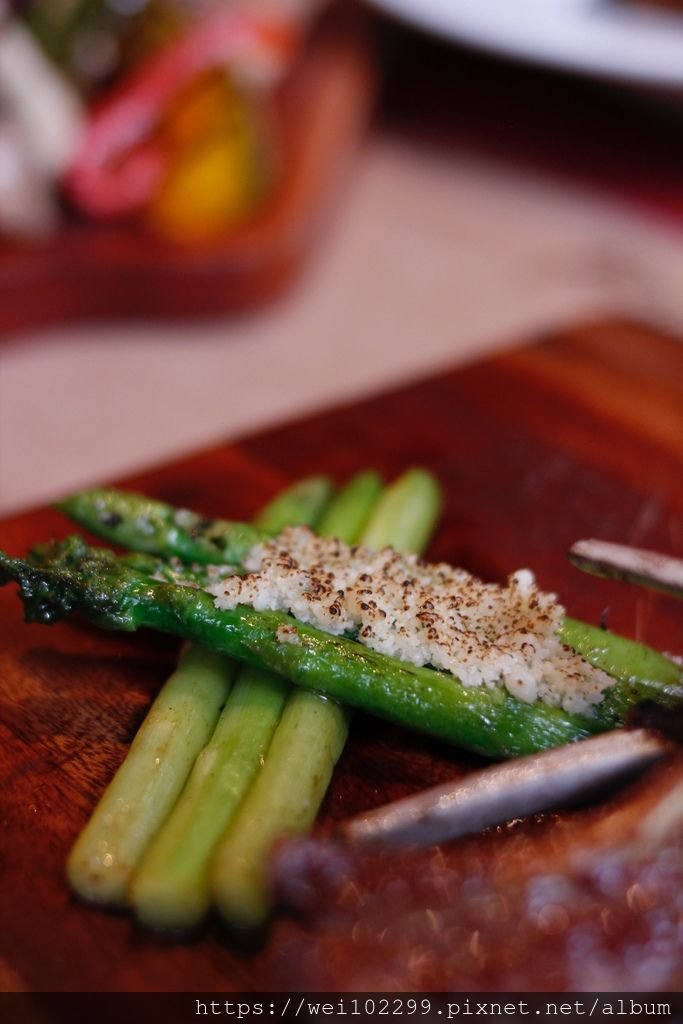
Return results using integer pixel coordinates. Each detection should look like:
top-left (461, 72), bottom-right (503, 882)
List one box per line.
top-left (146, 72), bottom-right (267, 243)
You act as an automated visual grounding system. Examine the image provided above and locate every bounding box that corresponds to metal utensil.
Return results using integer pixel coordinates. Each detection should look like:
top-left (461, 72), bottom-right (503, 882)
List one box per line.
top-left (341, 729), bottom-right (672, 847)
top-left (569, 538), bottom-right (683, 599)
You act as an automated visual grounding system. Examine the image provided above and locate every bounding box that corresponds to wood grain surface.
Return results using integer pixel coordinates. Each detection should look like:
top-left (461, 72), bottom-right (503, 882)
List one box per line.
top-left (0, 5), bottom-right (374, 337)
top-left (0, 319), bottom-right (681, 994)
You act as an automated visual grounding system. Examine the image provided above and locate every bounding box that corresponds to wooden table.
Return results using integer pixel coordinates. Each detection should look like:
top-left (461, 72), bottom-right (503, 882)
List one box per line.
top-left (0, 319), bottom-right (681, 994)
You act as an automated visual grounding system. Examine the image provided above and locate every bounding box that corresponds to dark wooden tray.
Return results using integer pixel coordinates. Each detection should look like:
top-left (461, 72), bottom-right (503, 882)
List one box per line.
top-left (0, 318), bottom-right (681, 993)
top-left (0, 6), bottom-right (375, 337)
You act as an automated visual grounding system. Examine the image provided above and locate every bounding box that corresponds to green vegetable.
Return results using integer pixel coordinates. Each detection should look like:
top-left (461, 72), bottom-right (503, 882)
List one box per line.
top-left (360, 468), bottom-right (442, 555)
top-left (212, 468), bottom-right (441, 928)
top-left (27, 1), bottom-right (112, 76)
top-left (559, 616), bottom-right (683, 724)
top-left (129, 665), bottom-right (288, 929)
top-left (315, 470), bottom-right (383, 541)
top-left (3, 528), bottom-right (682, 754)
top-left (0, 537), bottom-right (605, 757)
top-left (252, 475), bottom-right (333, 533)
top-left (211, 688), bottom-right (349, 928)
top-left (66, 644), bottom-right (235, 905)
top-left (125, 476), bottom-right (333, 928)
top-left (56, 487), bottom-right (268, 566)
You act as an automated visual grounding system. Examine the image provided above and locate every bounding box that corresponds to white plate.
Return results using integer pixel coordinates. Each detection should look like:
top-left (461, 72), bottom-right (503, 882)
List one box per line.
top-left (369, 0), bottom-right (683, 88)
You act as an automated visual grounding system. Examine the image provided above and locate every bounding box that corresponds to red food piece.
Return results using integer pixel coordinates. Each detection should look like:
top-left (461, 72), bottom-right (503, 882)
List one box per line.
top-left (64, 10), bottom-right (295, 218)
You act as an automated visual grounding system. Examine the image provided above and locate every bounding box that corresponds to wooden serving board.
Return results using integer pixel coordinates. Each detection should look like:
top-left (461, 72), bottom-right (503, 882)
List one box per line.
top-left (0, 6), bottom-right (374, 337)
top-left (0, 319), bottom-right (681, 994)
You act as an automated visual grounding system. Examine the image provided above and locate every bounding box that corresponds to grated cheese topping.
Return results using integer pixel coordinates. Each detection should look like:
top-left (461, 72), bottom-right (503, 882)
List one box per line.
top-left (208, 527), bottom-right (615, 715)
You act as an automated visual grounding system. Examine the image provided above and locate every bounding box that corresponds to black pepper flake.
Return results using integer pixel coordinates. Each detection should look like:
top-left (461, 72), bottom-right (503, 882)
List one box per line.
top-left (101, 512), bottom-right (123, 529)
top-left (187, 516), bottom-right (213, 538)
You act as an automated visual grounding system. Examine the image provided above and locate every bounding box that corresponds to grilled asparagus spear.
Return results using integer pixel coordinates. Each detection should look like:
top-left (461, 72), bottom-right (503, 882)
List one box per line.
top-left (56, 489), bottom-right (268, 565)
top-left (2, 535), bottom-right (681, 759)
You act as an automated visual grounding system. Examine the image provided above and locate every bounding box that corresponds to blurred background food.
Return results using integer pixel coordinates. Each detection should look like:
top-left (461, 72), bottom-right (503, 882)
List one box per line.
top-left (0, 0), bottom-right (314, 243)
top-left (1, 0), bottom-right (683, 513)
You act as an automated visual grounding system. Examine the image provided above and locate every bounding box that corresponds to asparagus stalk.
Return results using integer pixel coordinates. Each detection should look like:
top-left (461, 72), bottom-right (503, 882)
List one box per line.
top-left (128, 473), bottom-right (378, 930)
top-left (55, 487), bottom-right (270, 565)
top-left (129, 665), bottom-right (289, 928)
top-left (66, 477), bottom-right (332, 907)
top-left (0, 538), bottom-right (586, 756)
top-left (54, 473), bottom-right (329, 565)
top-left (559, 616), bottom-right (683, 721)
top-left (210, 688), bottom-right (349, 928)
top-left (66, 645), bottom-right (235, 905)
top-left (211, 468), bottom-right (440, 929)
top-left (3, 537), bottom-right (681, 759)
top-left (314, 470), bottom-right (383, 542)
top-left (251, 475), bottom-right (333, 532)
top-left (360, 468), bottom-right (442, 555)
